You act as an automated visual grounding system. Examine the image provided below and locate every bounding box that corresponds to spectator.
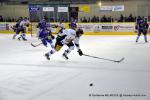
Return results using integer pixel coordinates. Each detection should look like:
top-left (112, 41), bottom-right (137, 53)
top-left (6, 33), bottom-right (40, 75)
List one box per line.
top-left (137, 16), bottom-right (142, 23)
top-left (148, 16), bottom-right (150, 22)
top-left (88, 17), bottom-right (90, 22)
top-left (128, 14), bottom-right (134, 22)
top-left (101, 15), bottom-right (107, 22)
top-left (80, 17), bottom-right (83, 22)
top-left (107, 16), bottom-right (112, 22)
top-left (118, 14), bottom-right (124, 22)
top-left (0, 15), bottom-right (4, 22)
top-left (82, 17), bottom-right (88, 22)
top-left (96, 16), bottom-right (100, 22)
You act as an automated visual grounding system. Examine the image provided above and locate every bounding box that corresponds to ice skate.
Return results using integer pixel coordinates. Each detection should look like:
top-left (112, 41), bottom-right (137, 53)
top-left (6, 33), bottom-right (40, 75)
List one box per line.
top-left (45, 53), bottom-right (50, 60)
top-left (18, 37), bottom-right (21, 40)
top-left (62, 53), bottom-right (69, 60)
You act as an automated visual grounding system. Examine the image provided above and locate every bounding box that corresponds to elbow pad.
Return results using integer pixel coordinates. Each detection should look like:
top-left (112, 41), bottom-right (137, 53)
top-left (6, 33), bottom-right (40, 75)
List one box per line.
top-left (75, 44), bottom-right (79, 47)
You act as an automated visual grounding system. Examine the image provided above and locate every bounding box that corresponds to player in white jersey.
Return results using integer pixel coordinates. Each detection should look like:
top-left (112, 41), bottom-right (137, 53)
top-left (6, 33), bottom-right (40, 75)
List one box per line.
top-left (57, 21), bottom-right (65, 29)
top-left (18, 17), bottom-right (30, 41)
top-left (44, 23), bottom-right (84, 60)
top-left (13, 17), bottom-right (30, 41)
top-left (55, 20), bottom-right (66, 37)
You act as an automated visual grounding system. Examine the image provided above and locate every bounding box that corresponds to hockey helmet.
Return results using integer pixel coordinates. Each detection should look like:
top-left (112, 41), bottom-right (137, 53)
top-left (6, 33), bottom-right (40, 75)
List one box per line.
top-left (70, 22), bottom-right (77, 29)
top-left (76, 28), bottom-right (84, 37)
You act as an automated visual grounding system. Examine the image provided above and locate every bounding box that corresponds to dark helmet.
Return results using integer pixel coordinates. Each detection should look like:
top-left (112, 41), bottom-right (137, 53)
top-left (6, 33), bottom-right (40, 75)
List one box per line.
top-left (76, 28), bottom-right (84, 37)
top-left (43, 16), bottom-right (48, 21)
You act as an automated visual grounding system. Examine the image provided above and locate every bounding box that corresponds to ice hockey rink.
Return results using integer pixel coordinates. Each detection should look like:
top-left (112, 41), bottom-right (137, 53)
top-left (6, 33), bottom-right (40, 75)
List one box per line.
top-left (0, 34), bottom-right (150, 100)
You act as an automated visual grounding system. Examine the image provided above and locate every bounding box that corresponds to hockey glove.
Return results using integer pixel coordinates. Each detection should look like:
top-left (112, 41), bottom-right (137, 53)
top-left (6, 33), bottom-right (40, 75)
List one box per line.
top-left (51, 35), bottom-right (55, 40)
top-left (78, 49), bottom-right (83, 56)
top-left (47, 36), bottom-right (51, 40)
top-left (26, 24), bottom-right (29, 27)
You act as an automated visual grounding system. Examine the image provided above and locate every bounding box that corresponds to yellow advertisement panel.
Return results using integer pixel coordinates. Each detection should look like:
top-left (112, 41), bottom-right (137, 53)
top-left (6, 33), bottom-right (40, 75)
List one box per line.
top-left (80, 5), bottom-right (91, 13)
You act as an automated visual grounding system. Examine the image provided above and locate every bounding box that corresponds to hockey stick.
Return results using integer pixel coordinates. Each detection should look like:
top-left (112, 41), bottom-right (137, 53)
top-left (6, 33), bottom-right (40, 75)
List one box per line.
top-left (83, 54), bottom-right (125, 63)
top-left (31, 42), bottom-right (43, 47)
top-left (30, 35), bottom-right (51, 47)
top-left (31, 33), bottom-right (55, 47)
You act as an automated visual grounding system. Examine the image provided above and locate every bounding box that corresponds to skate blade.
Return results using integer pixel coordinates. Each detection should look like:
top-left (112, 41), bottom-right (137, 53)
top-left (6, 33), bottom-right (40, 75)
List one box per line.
top-left (62, 55), bottom-right (69, 60)
top-left (44, 54), bottom-right (50, 60)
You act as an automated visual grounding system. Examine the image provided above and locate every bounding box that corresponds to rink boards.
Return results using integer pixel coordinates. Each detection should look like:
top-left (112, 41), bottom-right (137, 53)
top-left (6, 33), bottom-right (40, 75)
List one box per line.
top-left (0, 22), bottom-right (150, 35)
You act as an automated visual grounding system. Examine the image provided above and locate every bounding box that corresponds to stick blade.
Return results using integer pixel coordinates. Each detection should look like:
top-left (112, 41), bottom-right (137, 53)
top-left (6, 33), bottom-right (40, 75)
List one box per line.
top-left (31, 43), bottom-right (36, 47)
top-left (114, 57), bottom-right (125, 63)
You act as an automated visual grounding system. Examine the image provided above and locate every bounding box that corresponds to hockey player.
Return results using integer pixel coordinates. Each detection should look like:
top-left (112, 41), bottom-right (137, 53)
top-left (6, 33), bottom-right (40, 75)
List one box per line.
top-left (56, 20), bottom-right (65, 35)
top-left (54, 20), bottom-right (66, 42)
top-left (12, 17), bottom-right (30, 41)
top-left (44, 23), bottom-right (84, 60)
top-left (18, 17), bottom-right (30, 41)
top-left (12, 17), bottom-right (23, 40)
top-left (37, 16), bottom-right (55, 48)
top-left (136, 19), bottom-right (149, 43)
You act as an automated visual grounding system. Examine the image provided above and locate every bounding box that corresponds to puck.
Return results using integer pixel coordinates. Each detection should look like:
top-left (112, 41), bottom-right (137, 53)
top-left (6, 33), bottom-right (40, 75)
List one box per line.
top-left (89, 83), bottom-right (93, 86)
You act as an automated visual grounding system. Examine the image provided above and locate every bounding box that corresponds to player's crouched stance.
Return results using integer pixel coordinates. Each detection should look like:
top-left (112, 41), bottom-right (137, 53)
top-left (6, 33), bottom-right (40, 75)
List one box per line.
top-left (37, 16), bottom-right (55, 48)
top-left (44, 24), bottom-right (84, 60)
top-left (39, 30), bottom-right (55, 48)
top-left (12, 17), bottom-right (29, 41)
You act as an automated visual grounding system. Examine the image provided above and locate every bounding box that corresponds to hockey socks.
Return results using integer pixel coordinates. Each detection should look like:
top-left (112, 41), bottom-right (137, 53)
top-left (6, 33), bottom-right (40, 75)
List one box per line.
top-left (136, 36), bottom-right (140, 42)
top-left (144, 35), bottom-right (148, 42)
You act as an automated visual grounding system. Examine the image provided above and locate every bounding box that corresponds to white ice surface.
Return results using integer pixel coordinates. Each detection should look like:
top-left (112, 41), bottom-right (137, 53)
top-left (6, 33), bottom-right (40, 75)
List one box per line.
top-left (0, 34), bottom-right (150, 100)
